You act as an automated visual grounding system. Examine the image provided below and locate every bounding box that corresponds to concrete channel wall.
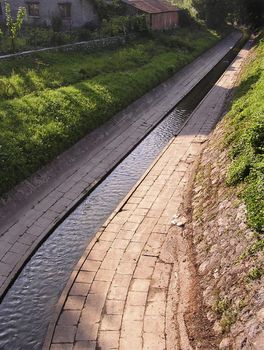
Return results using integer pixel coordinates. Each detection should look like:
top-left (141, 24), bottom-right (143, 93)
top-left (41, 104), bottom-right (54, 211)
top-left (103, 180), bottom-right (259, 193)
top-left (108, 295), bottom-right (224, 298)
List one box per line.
top-left (0, 31), bottom-right (242, 301)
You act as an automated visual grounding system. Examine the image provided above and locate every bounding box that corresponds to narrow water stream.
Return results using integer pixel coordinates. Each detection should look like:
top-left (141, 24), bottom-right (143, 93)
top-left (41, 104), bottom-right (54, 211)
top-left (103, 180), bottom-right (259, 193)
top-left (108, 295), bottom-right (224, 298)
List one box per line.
top-left (0, 43), bottom-right (242, 350)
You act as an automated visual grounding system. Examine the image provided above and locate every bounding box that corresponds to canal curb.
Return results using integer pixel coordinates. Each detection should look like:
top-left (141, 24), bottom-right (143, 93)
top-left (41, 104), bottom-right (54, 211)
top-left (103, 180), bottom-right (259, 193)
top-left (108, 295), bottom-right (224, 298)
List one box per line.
top-left (0, 32), bottom-right (243, 302)
top-left (43, 38), bottom-right (253, 350)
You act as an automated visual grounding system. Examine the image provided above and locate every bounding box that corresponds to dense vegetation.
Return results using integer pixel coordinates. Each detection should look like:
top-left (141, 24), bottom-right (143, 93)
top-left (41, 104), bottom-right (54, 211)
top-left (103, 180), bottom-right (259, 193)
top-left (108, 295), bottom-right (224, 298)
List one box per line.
top-left (224, 34), bottom-right (264, 232)
top-left (0, 29), bottom-right (219, 196)
top-left (174, 0), bottom-right (264, 29)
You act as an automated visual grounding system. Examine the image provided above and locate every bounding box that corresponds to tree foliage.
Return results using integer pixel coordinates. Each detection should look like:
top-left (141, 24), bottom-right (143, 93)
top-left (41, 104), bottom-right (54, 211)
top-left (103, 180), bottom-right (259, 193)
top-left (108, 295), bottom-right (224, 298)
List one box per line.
top-left (4, 1), bottom-right (26, 52)
top-left (191, 0), bottom-right (264, 28)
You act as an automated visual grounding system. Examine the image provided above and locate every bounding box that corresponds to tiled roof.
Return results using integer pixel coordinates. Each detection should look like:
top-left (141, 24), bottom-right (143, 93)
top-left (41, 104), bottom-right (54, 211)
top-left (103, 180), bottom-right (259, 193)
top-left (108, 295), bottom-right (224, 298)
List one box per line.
top-left (123, 0), bottom-right (180, 14)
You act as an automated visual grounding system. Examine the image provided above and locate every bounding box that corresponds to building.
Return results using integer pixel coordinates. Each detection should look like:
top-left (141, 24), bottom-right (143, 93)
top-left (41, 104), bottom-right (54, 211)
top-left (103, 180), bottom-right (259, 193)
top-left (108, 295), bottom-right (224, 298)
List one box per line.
top-left (0, 0), bottom-right (99, 29)
top-left (122, 0), bottom-right (181, 30)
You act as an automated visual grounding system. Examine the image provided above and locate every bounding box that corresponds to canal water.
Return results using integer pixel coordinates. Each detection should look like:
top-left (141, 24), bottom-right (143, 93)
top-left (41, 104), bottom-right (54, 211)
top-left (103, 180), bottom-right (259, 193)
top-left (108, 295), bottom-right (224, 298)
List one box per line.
top-left (0, 42), bottom-right (243, 350)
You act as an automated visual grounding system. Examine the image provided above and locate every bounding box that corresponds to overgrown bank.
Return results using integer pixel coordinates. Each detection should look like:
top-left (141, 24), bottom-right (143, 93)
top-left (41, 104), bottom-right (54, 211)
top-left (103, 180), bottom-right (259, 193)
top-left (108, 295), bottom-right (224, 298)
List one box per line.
top-left (186, 34), bottom-right (263, 349)
top-left (0, 29), bottom-right (219, 197)
top-left (224, 35), bottom-right (264, 232)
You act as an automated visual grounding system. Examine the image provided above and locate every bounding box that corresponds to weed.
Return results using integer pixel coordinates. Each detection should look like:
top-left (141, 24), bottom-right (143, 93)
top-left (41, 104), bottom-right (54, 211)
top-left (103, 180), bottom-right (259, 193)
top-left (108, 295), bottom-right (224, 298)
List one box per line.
top-left (246, 266), bottom-right (264, 281)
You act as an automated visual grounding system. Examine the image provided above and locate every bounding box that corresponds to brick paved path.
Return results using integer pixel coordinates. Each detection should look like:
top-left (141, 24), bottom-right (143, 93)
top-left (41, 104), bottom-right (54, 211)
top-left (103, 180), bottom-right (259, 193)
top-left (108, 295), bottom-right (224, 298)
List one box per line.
top-left (0, 32), bottom-right (242, 299)
top-left (44, 40), bottom-right (251, 350)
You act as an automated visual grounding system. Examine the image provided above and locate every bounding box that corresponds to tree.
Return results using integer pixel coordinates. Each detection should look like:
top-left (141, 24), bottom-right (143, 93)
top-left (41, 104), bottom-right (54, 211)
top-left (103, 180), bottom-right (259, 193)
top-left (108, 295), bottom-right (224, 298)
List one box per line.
top-left (4, 1), bottom-right (26, 52)
top-left (191, 0), bottom-right (264, 28)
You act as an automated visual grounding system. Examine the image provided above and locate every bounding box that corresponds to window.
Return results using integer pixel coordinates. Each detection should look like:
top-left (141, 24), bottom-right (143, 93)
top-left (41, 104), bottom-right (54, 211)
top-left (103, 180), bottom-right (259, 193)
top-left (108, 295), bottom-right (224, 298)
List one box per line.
top-left (58, 3), bottom-right (71, 19)
top-left (27, 2), bottom-right (40, 17)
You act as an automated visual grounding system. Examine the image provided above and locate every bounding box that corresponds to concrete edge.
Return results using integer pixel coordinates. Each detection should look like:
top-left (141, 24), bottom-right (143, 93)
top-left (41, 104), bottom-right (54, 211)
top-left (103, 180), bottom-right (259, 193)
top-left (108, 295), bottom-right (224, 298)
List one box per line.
top-left (0, 32), bottom-right (243, 303)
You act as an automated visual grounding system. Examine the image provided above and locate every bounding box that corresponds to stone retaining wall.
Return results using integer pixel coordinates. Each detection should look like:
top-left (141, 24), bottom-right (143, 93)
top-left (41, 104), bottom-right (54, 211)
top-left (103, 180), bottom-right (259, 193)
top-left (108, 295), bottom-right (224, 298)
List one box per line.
top-left (0, 35), bottom-right (134, 60)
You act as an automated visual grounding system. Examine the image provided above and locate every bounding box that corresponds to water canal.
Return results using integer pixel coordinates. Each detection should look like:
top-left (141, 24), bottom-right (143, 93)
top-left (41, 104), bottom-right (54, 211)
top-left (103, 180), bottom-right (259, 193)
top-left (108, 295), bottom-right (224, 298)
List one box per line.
top-left (0, 40), bottom-right (243, 350)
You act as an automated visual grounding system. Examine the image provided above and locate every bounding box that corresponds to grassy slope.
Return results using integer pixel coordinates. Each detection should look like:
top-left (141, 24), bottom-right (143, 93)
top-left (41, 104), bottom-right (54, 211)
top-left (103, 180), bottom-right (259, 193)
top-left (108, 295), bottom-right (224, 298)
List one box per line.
top-left (224, 35), bottom-right (264, 232)
top-left (0, 29), bottom-right (219, 196)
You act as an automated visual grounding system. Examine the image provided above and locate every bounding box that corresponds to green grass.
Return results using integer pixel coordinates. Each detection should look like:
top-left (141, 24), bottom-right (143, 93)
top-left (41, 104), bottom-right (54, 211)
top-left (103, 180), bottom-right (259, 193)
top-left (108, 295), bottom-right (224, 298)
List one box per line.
top-left (0, 29), bottom-right (219, 196)
top-left (246, 265), bottom-right (264, 281)
top-left (224, 34), bottom-right (264, 232)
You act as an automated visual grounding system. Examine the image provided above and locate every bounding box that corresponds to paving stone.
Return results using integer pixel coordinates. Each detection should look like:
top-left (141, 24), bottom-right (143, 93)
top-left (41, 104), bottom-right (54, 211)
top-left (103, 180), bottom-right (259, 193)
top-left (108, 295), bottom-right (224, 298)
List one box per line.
top-left (133, 266), bottom-right (154, 279)
top-left (87, 250), bottom-right (107, 262)
top-left (97, 331), bottom-right (119, 349)
top-left (89, 280), bottom-right (110, 296)
top-left (100, 231), bottom-right (118, 242)
top-left (127, 215), bottom-right (144, 224)
top-left (138, 256), bottom-right (157, 268)
top-left (0, 241), bottom-right (12, 260)
top-left (76, 271), bottom-right (96, 284)
top-left (120, 337), bottom-right (143, 350)
top-left (69, 283), bottom-right (90, 296)
top-left (81, 260), bottom-right (101, 272)
top-left (95, 269), bottom-right (115, 282)
top-left (145, 300), bottom-right (166, 316)
top-left (26, 225), bottom-right (45, 237)
top-left (76, 323), bottom-right (99, 341)
top-left (100, 314), bottom-right (122, 330)
top-left (105, 223), bottom-right (122, 233)
top-left (51, 344), bottom-right (73, 350)
top-left (143, 333), bottom-right (165, 350)
top-left (0, 276), bottom-right (5, 287)
top-left (105, 300), bottom-right (125, 315)
top-left (127, 291), bottom-right (148, 306)
top-left (143, 315), bottom-right (165, 334)
top-left (112, 273), bottom-right (132, 288)
top-left (53, 326), bottom-right (77, 343)
top-left (123, 305), bottom-right (145, 321)
top-left (122, 203), bottom-right (138, 211)
top-left (1, 251), bottom-right (21, 265)
top-left (83, 294), bottom-right (105, 319)
top-left (117, 262), bottom-right (136, 275)
top-left (10, 242), bottom-right (28, 254)
top-left (133, 208), bottom-right (149, 216)
top-left (100, 258), bottom-right (120, 271)
top-left (112, 239), bottom-right (130, 249)
top-left (0, 262), bottom-right (12, 277)
top-left (17, 233), bottom-right (36, 245)
top-left (58, 310), bottom-right (81, 325)
top-left (105, 248), bottom-right (124, 260)
top-left (64, 296), bottom-right (86, 310)
top-left (130, 279), bottom-right (150, 292)
top-left (127, 197), bottom-right (142, 205)
top-left (116, 230), bottom-right (134, 240)
top-left (108, 286), bottom-right (128, 301)
top-left (93, 240), bottom-right (112, 251)
top-left (122, 221), bottom-right (140, 232)
top-left (73, 341), bottom-right (96, 350)
top-left (121, 320), bottom-right (143, 338)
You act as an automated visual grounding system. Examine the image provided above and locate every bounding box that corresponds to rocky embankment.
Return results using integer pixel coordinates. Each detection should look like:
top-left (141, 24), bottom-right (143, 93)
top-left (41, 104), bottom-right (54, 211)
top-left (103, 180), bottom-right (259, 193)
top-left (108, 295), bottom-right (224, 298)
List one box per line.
top-left (183, 119), bottom-right (264, 349)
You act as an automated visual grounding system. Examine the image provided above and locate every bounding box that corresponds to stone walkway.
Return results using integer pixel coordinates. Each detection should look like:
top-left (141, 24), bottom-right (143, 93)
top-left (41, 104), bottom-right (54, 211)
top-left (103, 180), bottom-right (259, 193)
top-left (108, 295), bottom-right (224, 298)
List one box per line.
top-left (44, 40), bottom-right (252, 350)
top-left (0, 32), bottom-right (242, 300)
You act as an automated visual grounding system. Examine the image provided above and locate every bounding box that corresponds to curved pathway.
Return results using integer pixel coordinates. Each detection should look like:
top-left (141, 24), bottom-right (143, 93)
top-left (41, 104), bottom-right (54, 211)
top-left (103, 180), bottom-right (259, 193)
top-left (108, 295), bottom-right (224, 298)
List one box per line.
top-left (0, 32), bottom-right (242, 300)
top-left (44, 40), bottom-right (252, 350)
